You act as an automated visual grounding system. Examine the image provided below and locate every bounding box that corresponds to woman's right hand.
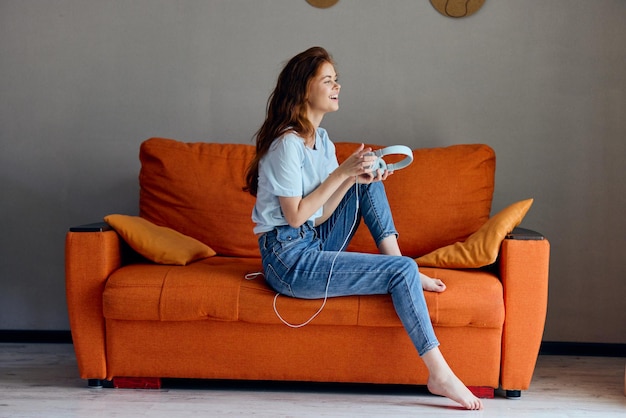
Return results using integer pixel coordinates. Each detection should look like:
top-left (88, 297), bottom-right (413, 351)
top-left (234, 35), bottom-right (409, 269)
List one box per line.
top-left (339, 144), bottom-right (376, 177)
top-left (338, 144), bottom-right (391, 183)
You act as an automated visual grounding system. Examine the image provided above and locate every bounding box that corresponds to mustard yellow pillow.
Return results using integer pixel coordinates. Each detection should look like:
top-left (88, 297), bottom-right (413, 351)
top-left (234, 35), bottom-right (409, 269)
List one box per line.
top-left (104, 214), bottom-right (216, 265)
top-left (415, 199), bottom-right (533, 268)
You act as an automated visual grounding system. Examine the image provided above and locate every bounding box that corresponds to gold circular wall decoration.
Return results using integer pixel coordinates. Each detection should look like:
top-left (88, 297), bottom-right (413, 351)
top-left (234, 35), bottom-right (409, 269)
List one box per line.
top-left (306, 0), bottom-right (339, 8)
top-left (430, 0), bottom-right (485, 18)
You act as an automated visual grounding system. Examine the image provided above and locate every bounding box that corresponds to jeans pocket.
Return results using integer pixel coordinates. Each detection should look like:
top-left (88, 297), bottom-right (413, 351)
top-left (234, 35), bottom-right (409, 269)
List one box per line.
top-left (273, 226), bottom-right (308, 267)
top-left (276, 226), bottom-right (303, 245)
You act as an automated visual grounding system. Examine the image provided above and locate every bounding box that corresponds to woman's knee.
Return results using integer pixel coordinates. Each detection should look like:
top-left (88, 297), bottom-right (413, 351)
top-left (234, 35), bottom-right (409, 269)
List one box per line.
top-left (400, 256), bottom-right (419, 276)
top-left (389, 256), bottom-right (420, 287)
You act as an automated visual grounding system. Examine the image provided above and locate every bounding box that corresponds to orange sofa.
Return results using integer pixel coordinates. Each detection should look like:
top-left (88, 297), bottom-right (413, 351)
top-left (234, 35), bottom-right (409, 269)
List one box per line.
top-left (65, 137), bottom-right (549, 398)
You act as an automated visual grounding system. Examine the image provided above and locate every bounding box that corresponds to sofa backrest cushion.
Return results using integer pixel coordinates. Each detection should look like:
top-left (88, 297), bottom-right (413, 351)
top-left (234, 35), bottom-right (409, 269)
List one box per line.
top-left (139, 138), bottom-right (495, 258)
top-left (335, 143), bottom-right (495, 256)
top-left (140, 138), bottom-right (259, 257)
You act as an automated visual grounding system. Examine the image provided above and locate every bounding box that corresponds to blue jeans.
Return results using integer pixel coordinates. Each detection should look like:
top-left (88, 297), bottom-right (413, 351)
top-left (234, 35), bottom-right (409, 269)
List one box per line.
top-left (258, 181), bottom-right (439, 356)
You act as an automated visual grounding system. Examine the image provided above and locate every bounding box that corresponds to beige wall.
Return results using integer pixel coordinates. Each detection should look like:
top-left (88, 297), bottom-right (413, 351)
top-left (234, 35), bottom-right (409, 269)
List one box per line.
top-left (1, 0), bottom-right (624, 343)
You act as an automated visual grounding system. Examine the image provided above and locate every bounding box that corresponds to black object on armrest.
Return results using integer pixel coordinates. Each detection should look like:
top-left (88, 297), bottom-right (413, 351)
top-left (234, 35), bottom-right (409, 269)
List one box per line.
top-left (506, 227), bottom-right (545, 241)
top-left (69, 222), bottom-right (112, 232)
top-left (68, 221), bottom-right (144, 264)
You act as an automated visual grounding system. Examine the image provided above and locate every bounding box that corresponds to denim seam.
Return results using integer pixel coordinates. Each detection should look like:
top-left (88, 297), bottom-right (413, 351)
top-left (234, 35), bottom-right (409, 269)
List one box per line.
top-left (364, 184), bottom-right (398, 247)
top-left (395, 270), bottom-right (439, 357)
top-left (320, 186), bottom-right (357, 251)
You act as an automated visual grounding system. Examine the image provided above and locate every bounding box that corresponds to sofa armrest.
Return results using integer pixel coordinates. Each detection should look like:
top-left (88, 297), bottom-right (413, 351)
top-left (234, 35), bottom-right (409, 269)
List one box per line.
top-left (65, 223), bottom-right (122, 380)
top-left (498, 229), bottom-right (550, 391)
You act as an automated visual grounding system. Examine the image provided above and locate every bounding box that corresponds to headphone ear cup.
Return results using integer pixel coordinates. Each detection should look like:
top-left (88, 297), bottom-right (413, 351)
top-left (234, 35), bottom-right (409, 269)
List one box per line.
top-left (375, 157), bottom-right (387, 172)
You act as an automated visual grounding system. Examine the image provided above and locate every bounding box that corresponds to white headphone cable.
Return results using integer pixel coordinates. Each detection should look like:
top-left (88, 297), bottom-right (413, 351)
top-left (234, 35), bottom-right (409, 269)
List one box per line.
top-left (273, 177), bottom-right (360, 328)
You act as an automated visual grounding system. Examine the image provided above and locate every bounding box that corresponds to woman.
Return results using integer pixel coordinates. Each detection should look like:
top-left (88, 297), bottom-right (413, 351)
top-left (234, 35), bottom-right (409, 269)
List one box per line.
top-left (244, 46), bottom-right (483, 410)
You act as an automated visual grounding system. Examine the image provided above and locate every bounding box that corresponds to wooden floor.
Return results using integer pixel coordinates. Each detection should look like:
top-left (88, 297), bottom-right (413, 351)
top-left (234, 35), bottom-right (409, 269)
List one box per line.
top-left (0, 343), bottom-right (624, 417)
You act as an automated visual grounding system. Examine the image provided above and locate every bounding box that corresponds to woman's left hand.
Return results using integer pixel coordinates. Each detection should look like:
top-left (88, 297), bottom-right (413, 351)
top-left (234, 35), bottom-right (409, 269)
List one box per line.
top-left (357, 167), bottom-right (392, 184)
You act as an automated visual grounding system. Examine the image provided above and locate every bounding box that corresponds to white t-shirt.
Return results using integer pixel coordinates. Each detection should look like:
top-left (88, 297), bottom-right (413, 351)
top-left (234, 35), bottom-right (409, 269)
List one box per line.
top-left (252, 128), bottom-right (339, 234)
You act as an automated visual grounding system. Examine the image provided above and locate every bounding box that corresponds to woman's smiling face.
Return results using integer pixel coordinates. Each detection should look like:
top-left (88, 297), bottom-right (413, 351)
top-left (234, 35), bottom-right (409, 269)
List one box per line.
top-left (306, 61), bottom-right (341, 119)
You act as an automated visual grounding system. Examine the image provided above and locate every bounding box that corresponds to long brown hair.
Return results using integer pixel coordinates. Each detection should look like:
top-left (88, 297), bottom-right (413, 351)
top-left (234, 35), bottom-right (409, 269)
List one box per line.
top-left (244, 46), bottom-right (335, 196)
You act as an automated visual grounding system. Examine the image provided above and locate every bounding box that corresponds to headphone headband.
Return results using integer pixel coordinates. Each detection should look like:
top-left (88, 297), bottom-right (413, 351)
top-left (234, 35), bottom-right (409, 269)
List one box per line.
top-left (372, 145), bottom-right (413, 172)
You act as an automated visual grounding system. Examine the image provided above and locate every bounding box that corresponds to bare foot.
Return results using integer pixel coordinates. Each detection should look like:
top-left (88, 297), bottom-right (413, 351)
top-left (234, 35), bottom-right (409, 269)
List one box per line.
top-left (427, 372), bottom-right (484, 410)
top-left (420, 273), bottom-right (446, 293)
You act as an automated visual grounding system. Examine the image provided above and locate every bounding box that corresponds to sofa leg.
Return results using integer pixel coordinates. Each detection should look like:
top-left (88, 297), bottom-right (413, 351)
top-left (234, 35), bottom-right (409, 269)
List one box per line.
top-left (87, 379), bottom-right (114, 388)
top-left (467, 386), bottom-right (494, 398)
top-left (506, 389), bottom-right (522, 399)
top-left (87, 379), bottom-right (102, 388)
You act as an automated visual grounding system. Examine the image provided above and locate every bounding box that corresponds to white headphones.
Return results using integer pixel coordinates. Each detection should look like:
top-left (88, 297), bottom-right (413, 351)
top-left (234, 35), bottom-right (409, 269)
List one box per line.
top-left (367, 145), bottom-right (414, 172)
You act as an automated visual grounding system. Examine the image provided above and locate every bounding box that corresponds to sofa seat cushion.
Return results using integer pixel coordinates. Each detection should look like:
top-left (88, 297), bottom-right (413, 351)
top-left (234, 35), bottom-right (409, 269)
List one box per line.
top-left (103, 258), bottom-right (249, 322)
top-left (103, 258), bottom-right (503, 329)
top-left (238, 266), bottom-right (504, 329)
